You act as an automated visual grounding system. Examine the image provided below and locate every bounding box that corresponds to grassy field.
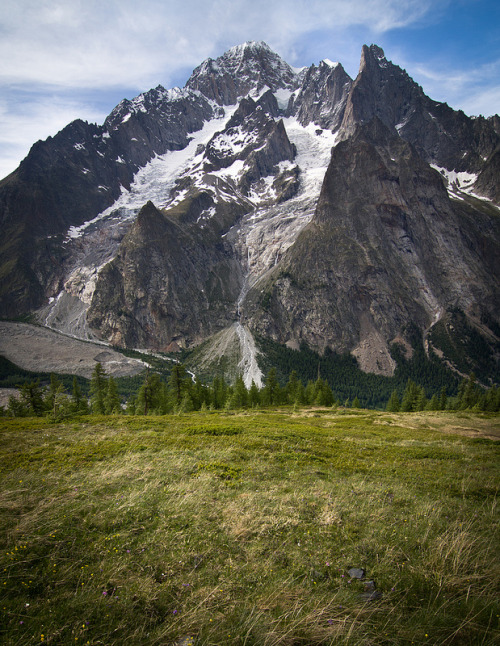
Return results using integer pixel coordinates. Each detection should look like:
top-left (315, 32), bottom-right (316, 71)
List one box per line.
top-left (0, 409), bottom-right (499, 645)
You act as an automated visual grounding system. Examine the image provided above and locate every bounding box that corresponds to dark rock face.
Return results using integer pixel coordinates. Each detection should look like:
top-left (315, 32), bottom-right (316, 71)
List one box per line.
top-left (87, 201), bottom-right (244, 349)
top-left (245, 119), bottom-right (500, 374)
top-left (474, 146), bottom-right (500, 202)
top-left (340, 45), bottom-right (500, 175)
top-left (290, 60), bottom-right (353, 131)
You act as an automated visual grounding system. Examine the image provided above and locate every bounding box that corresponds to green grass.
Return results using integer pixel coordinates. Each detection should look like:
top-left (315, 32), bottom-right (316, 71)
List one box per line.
top-left (1, 409), bottom-right (499, 645)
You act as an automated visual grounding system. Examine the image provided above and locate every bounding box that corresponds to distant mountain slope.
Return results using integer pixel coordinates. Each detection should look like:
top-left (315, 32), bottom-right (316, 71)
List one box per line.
top-left (0, 41), bottom-right (498, 385)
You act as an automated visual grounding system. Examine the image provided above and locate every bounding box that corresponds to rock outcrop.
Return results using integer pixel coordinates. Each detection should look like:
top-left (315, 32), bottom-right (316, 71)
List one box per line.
top-left (245, 118), bottom-right (500, 375)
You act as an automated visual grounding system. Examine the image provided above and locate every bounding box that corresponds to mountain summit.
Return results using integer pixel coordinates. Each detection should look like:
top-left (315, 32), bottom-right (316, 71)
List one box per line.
top-left (186, 41), bottom-right (298, 104)
top-left (0, 42), bottom-right (499, 387)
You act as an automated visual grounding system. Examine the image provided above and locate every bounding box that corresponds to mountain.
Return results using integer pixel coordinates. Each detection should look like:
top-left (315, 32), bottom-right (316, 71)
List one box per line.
top-left (1, 41), bottom-right (499, 388)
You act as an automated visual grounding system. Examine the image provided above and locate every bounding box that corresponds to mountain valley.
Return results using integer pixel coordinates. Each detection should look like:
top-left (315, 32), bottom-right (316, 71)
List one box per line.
top-left (1, 41), bottom-right (499, 391)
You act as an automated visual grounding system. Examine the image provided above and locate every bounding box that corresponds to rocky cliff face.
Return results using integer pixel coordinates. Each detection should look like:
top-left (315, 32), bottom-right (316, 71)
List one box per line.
top-left (340, 45), bottom-right (499, 180)
top-left (1, 41), bottom-right (499, 384)
top-left (289, 60), bottom-right (352, 131)
top-left (87, 200), bottom-right (244, 349)
top-left (244, 118), bottom-right (500, 375)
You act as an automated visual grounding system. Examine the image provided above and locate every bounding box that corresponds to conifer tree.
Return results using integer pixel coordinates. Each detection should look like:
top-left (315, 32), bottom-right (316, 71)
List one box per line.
top-left (90, 362), bottom-right (107, 414)
top-left (168, 364), bottom-right (189, 408)
top-left (248, 380), bottom-right (260, 407)
top-left (415, 386), bottom-right (427, 411)
top-left (72, 376), bottom-right (88, 414)
top-left (137, 372), bottom-right (165, 415)
top-left (461, 373), bottom-right (478, 409)
top-left (305, 380), bottom-right (315, 405)
top-left (427, 393), bottom-right (440, 410)
top-left (228, 375), bottom-right (248, 409)
top-left (439, 386), bottom-right (448, 411)
top-left (212, 376), bottom-right (227, 409)
top-left (45, 374), bottom-right (67, 418)
top-left (262, 367), bottom-right (280, 405)
top-left (401, 379), bottom-right (419, 412)
top-left (386, 390), bottom-right (400, 412)
top-left (285, 370), bottom-right (300, 404)
top-left (19, 380), bottom-right (45, 416)
top-left (105, 376), bottom-right (121, 414)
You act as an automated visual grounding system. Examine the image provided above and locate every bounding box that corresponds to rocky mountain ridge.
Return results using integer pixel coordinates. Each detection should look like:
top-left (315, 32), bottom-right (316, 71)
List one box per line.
top-left (1, 41), bottom-right (499, 387)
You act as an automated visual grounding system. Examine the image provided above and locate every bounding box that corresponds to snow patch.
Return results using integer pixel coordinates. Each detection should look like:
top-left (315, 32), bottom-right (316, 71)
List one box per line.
top-left (209, 125), bottom-right (255, 157)
top-left (274, 88), bottom-right (293, 109)
top-left (282, 117), bottom-right (338, 198)
top-left (197, 206), bottom-right (216, 224)
top-left (431, 164), bottom-right (480, 198)
top-left (73, 143), bottom-right (85, 151)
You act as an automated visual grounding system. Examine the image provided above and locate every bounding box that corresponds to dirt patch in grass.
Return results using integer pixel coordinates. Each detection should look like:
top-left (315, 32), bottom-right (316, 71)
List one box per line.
top-left (390, 412), bottom-right (500, 441)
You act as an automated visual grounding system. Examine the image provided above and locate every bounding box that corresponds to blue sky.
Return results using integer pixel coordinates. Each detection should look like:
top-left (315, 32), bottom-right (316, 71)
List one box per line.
top-left (0, 0), bottom-right (498, 179)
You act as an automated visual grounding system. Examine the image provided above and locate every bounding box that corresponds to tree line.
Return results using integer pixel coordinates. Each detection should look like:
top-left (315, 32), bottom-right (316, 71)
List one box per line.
top-left (386, 374), bottom-right (500, 412)
top-left (2, 362), bottom-right (499, 419)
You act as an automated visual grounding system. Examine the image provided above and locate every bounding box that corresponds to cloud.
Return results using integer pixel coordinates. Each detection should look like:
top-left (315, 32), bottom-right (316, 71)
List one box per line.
top-left (0, 0), bottom-right (438, 90)
top-left (410, 58), bottom-right (500, 116)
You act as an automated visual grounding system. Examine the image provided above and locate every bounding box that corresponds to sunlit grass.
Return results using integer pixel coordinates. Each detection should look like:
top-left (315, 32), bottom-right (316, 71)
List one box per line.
top-left (0, 410), bottom-right (499, 644)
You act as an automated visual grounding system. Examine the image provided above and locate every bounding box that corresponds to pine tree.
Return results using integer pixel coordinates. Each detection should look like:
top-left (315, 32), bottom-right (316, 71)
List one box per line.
top-left (137, 372), bottom-right (164, 415)
top-left (105, 376), bottom-right (121, 414)
top-left (427, 393), bottom-right (440, 411)
top-left (248, 380), bottom-right (260, 407)
top-left (90, 363), bottom-right (107, 414)
top-left (71, 376), bottom-right (88, 414)
top-left (401, 379), bottom-right (419, 412)
top-left (45, 374), bottom-right (67, 418)
top-left (228, 375), bottom-right (248, 409)
top-left (168, 363), bottom-right (187, 408)
top-left (386, 390), bottom-right (400, 412)
top-left (415, 386), bottom-right (427, 411)
top-left (262, 368), bottom-right (280, 406)
top-left (285, 371), bottom-right (299, 404)
top-left (19, 380), bottom-right (44, 416)
top-left (461, 373), bottom-right (478, 409)
top-left (305, 380), bottom-right (315, 405)
top-left (439, 387), bottom-right (448, 411)
top-left (295, 380), bottom-right (306, 405)
top-left (212, 376), bottom-right (227, 409)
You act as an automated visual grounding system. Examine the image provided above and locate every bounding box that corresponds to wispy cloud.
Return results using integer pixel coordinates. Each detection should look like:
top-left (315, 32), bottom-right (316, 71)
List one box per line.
top-left (409, 58), bottom-right (500, 116)
top-left (0, 0), bottom-right (438, 90)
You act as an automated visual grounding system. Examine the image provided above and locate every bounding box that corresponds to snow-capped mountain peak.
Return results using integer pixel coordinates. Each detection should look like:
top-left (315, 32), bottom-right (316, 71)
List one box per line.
top-left (186, 40), bottom-right (298, 105)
